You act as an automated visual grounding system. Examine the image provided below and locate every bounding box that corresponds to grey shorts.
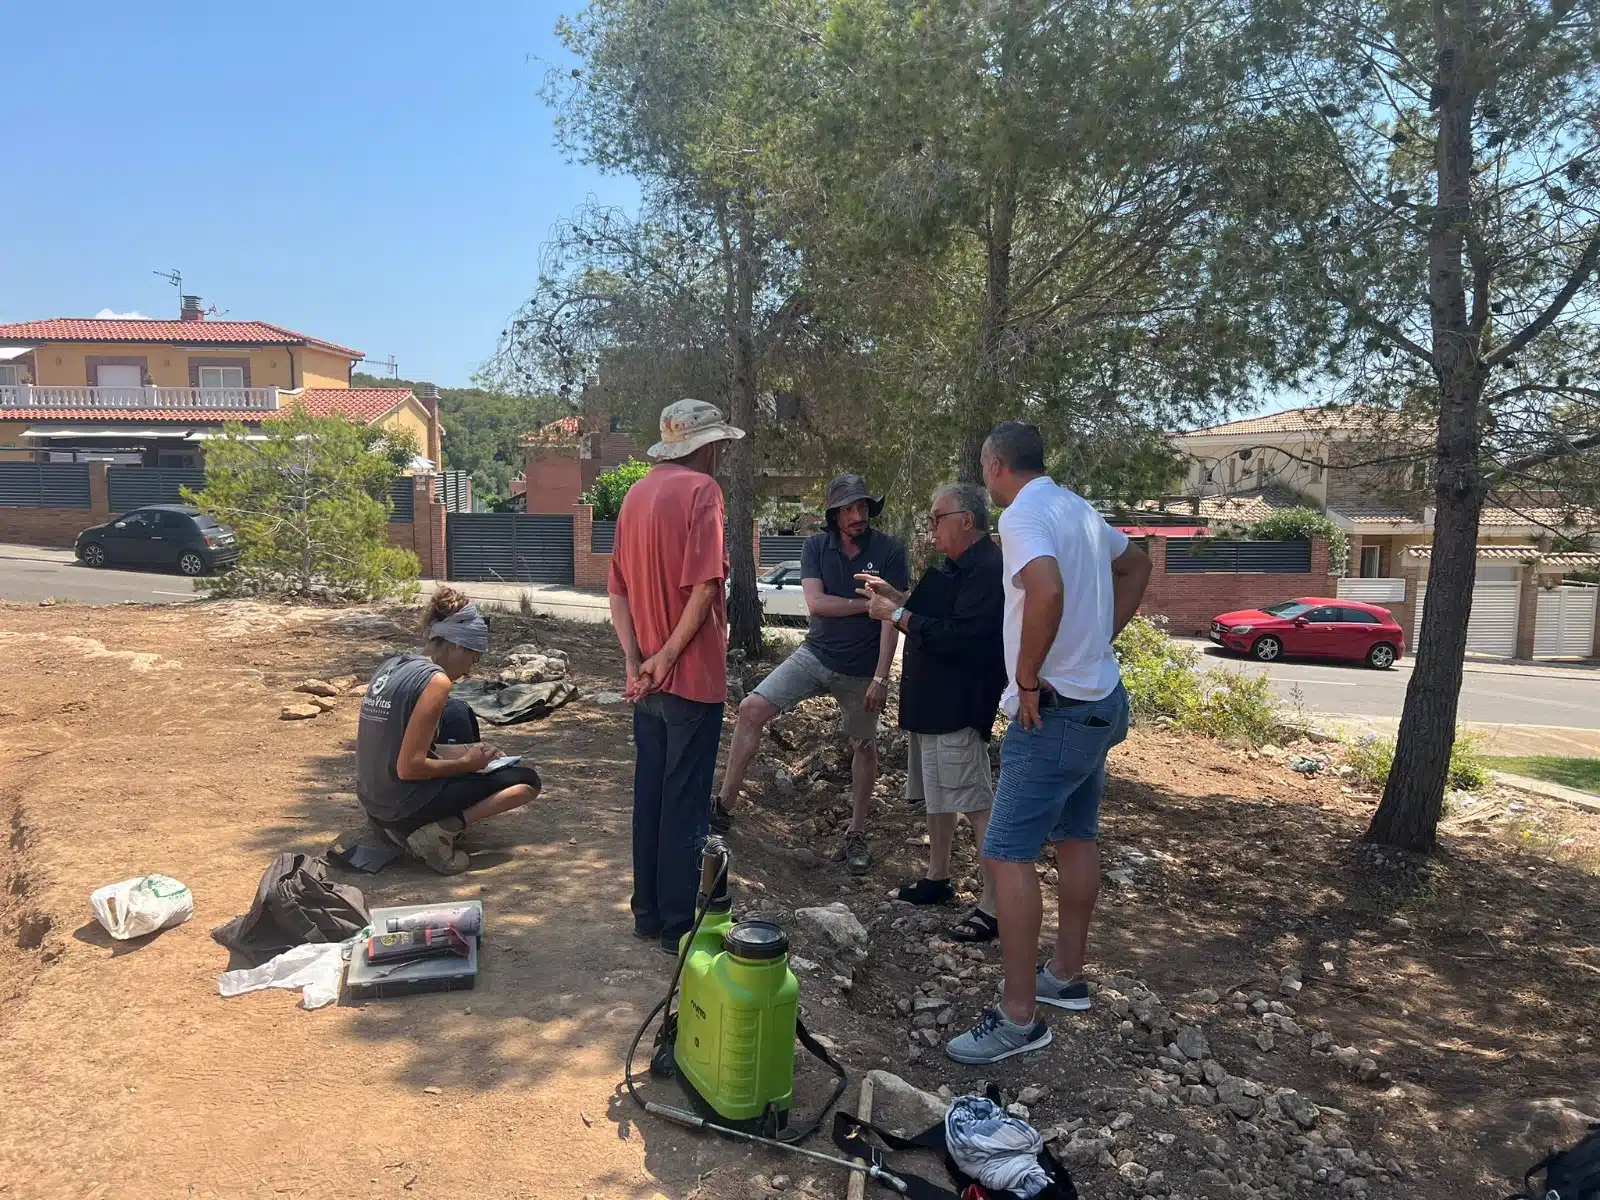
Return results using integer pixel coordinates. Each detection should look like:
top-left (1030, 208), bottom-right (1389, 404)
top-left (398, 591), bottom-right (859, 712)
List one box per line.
top-left (753, 644), bottom-right (878, 741)
top-left (905, 728), bottom-right (994, 814)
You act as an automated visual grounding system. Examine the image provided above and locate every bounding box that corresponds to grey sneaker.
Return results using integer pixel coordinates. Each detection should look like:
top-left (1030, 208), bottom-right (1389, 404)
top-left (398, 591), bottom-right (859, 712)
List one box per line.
top-left (945, 1006), bottom-right (1053, 1064)
top-left (406, 820), bottom-right (469, 875)
top-left (993, 965), bottom-right (1091, 1010)
top-left (834, 830), bottom-right (872, 875)
top-left (1033, 964), bottom-right (1092, 1011)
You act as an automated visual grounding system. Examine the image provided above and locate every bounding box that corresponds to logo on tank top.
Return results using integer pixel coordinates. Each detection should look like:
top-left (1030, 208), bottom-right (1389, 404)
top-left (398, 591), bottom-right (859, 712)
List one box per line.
top-left (371, 673), bottom-right (390, 696)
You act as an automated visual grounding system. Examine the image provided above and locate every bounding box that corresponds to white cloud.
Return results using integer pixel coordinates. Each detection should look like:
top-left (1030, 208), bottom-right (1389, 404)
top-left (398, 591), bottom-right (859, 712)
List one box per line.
top-left (93, 308), bottom-right (148, 319)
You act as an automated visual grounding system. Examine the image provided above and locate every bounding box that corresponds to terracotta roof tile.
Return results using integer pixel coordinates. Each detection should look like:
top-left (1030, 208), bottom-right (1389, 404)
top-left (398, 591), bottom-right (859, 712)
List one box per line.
top-left (1407, 545), bottom-right (1600, 566)
top-left (288, 388), bottom-right (414, 422)
top-left (1332, 498), bottom-right (1423, 522)
top-left (1479, 505), bottom-right (1599, 532)
top-left (0, 318), bottom-right (362, 358)
top-left (1191, 486), bottom-right (1304, 523)
top-left (1182, 406), bottom-right (1378, 438)
top-left (525, 415), bottom-right (582, 444)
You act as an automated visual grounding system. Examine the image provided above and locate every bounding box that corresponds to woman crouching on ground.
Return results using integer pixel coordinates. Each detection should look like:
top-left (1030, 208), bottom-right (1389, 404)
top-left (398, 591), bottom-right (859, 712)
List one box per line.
top-left (356, 586), bottom-right (542, 874)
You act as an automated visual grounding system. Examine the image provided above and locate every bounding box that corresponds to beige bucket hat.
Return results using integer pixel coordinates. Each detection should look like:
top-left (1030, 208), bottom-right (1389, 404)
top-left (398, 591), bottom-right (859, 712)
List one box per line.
top-left (648, 398), bottom-right (746, 460)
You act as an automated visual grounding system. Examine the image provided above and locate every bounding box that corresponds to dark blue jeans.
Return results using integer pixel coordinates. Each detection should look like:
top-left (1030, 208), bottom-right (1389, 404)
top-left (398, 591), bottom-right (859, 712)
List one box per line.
top-left (631, 692), bottom-right (724, 942)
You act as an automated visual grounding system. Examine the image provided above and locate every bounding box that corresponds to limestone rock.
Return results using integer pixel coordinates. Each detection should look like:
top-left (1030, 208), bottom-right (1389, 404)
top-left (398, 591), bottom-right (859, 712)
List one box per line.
top-left (1174, 1025), bottom-right (1210, 1061)
top-left (865, 1070), bottom-right (949, 1135)
top-left (795, 902), bottom-right (868, 950)
top-left (308, 695), bottom-right (337, 712)
top-left (295, 679), bottom-right (340, 698)
top-left (280, 703), bottom-right (321, 720)
top-left (1216, 1076), bottom-right (1261, 1119)
top-left (1278, 1090), bottom-right (1321, 1129)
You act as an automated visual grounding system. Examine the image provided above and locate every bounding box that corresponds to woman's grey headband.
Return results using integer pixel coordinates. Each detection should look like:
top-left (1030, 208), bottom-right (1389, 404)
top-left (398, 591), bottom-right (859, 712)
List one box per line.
top-left (429, 601), bottom-right (489, 653)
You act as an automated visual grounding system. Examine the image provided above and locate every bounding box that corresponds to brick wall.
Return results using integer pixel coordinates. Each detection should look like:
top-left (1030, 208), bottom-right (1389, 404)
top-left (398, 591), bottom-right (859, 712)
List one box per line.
top-left (0, 461), bottom-right (109, 548)
top-left (387, 475), bottom-right (447, 579)
top-left (572, 503), bottom-right (761, 594)
top-left (1140, 536), bottom-right (1334, 636)
top-left (523, 445), bottom-right (583, 514)
top-left (573, 505), bottom-right (611, 590)
top-left (0, 506), bottom-right (97, 548)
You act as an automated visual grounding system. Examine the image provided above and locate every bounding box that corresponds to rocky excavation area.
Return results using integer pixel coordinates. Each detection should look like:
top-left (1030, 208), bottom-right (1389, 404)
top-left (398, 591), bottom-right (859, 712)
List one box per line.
top-left (0, 599), bottom-right (1596, 1199)
top-left (712, 672), bottom-right (1600, 1200)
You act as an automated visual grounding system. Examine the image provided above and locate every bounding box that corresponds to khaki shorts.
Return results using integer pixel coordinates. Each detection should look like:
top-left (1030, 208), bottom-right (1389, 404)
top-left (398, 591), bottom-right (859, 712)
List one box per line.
top-left (753, 644), bottom-right (879, 741)
top-left (905, 728), bottom-right (994, 815)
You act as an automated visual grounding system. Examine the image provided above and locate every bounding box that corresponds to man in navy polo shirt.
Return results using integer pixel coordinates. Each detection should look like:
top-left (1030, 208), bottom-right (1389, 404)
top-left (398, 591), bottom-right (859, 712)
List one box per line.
top-left (713, 474), bottom-right (907, 873)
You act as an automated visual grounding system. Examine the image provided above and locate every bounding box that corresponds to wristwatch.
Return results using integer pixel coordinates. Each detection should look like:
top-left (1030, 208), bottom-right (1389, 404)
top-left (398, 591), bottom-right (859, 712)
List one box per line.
top-left (891, 605), bottom-right (906, 626)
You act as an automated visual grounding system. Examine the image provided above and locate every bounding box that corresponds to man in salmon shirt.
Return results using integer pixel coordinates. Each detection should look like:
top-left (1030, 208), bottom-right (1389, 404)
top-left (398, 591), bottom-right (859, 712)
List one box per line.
top-left (608, 399), bottom-right (745, 954)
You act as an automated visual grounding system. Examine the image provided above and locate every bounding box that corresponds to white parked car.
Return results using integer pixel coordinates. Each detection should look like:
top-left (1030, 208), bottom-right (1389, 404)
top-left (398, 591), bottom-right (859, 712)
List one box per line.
top-left (728, 560), bottom-right (810, 620)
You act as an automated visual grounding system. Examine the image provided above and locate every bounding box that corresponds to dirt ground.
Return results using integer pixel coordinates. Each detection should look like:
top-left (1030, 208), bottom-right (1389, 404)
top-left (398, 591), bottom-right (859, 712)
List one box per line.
top-left (2, 600), bottom-right (1598, 1200)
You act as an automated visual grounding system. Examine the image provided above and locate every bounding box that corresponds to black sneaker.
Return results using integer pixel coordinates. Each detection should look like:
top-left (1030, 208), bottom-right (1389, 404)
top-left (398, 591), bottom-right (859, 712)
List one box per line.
top-left (709, 800), bottom-right (733, 834)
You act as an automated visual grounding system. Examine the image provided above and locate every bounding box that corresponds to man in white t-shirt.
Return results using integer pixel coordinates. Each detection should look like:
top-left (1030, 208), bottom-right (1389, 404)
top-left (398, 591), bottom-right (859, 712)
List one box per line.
top-left (946, 421), bottom-right (1153, 1065)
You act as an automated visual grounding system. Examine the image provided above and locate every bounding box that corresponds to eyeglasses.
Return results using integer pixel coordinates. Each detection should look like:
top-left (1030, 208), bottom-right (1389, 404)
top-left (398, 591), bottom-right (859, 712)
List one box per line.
top-left (926, 509), bottom-right (968, 530)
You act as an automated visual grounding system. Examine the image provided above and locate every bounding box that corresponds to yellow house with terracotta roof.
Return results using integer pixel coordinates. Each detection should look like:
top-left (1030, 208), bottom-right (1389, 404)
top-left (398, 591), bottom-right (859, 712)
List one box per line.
top-left (0, 304), bottom-right (440, 467)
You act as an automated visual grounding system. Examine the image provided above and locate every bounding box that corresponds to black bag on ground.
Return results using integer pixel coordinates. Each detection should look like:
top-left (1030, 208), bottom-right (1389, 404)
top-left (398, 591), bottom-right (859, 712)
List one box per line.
top-left (212, 852), bottom-right (370, 966)
top-left (437, 696), bottom-right (481, 745)
top-left (1514, 1127), bottom-right (1600, 1200)
top-left (832, 1083), bottom-right (1078, 1200)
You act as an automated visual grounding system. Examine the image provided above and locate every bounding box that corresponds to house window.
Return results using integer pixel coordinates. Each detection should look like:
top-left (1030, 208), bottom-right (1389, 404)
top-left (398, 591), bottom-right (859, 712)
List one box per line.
top-left (0, 364), bottom-right (19, 387)
top-left (198, 366), bottom-right (245, 389)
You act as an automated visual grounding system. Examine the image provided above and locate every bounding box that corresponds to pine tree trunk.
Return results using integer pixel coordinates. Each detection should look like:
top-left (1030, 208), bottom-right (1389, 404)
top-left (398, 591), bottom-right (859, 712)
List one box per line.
top-left (1366, 2), bottom-right (1485, 851)
top-left (958, 168), bottom-right (1017, 483)
top-left (724, 198), bottom-right (763, 661)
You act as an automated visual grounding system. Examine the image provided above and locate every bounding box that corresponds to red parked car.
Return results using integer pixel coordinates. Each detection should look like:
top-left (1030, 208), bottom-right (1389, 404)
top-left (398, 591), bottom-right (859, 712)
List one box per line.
top-left (1208, 597), bottom-right (1405, 669)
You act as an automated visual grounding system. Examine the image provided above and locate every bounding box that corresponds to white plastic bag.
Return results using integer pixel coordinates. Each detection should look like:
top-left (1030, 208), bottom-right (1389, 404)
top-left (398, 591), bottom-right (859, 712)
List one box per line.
top-left (90, 874), bottom-right (194, 940)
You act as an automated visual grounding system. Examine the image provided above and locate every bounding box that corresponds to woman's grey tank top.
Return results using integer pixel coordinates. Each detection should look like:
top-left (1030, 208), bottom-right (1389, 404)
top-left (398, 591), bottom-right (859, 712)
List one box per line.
top-left (356, 653), bottom-right (447, 822)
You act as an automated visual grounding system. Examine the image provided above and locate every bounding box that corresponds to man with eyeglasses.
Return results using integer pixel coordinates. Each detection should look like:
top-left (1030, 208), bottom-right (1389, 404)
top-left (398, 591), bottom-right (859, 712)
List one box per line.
top-left (858, 482), bottom-right (1006, 943)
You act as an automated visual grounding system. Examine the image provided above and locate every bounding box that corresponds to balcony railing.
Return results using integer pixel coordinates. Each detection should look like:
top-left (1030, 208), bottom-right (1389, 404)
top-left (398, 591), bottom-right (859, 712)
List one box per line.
top-left (0, 384), bottom-right (280, 412)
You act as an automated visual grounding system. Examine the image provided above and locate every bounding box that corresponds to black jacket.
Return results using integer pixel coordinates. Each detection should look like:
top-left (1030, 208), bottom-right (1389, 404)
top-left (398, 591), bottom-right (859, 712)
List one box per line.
top-left (897, 536), bottom-right (1006, 739)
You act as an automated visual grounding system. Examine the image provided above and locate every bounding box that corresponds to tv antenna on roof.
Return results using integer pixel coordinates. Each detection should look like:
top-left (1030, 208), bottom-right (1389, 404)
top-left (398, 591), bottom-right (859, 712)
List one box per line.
top-left (362, 356), bottom-right (400, 379)
top-left (153, 268), bottom-right (182, 293)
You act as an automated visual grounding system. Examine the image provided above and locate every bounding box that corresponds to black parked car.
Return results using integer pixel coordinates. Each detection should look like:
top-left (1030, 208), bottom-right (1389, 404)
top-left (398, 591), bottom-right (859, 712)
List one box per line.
top-left (75, 505), bottom-right (239, 577)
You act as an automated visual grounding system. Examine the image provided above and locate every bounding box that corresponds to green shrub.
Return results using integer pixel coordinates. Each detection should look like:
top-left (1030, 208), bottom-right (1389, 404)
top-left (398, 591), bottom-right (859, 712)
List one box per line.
top-left (1114, 615), bottom-right (1287, 745)
top-left (1193, 669), bottom-right (1286, 746)
top-left (1247, 507), bottom-right (1350, 577)
top-left (1344, 734), bottom-right (1396, 788)
top-left (584, 458), bottom-right (652, 520)
top-left (1343, 730), bottom-right (1490, 792)
top-left (1115, 615), bottom-right (1204, 723)
top-left (185, 411), bottom-right (419, 600)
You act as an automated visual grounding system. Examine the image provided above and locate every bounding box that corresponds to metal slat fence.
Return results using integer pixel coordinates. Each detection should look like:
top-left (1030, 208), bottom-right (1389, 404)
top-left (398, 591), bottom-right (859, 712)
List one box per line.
top-left (1163, 538), bottom-right (1312, 574)
top-left (0, 463), bottom-right (92, 508)
top-left (447, 514), bottom-right (575, 584)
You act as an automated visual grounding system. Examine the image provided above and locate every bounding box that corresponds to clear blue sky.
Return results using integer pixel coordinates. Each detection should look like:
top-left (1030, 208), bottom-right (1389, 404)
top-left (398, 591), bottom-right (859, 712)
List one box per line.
top-left (0, 1), bottom-right (632, 387)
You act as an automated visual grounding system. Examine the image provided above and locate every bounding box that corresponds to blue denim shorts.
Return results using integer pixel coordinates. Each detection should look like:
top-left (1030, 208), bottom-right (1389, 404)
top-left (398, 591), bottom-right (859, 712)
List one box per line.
top-left (982, 683), bottom-right (1130, 861)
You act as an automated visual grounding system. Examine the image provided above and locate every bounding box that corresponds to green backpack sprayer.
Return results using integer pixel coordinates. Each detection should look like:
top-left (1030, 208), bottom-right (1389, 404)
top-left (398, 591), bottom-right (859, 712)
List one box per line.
top-left (624, 837), bottom-right (912, 1191)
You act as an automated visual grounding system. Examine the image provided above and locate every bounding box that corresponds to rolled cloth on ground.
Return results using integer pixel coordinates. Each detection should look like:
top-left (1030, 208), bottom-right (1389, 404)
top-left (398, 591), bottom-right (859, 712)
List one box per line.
top-left (430, 601), bottom-right (489, 652)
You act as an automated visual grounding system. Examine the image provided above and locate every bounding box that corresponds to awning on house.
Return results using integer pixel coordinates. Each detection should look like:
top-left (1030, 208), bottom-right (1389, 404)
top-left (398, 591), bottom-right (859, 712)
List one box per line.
top-left (184, 430), bottom-right (269, 442)
top-left (1115, 525), bottom-right (1210, 537)
top-left (22, 427), bottom-right (195, 440)
top-left (0, 346), bottom-right (36, 361)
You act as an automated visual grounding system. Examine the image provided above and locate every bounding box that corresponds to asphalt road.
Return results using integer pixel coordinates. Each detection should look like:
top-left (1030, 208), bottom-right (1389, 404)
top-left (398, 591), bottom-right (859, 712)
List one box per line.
top-left (1, 543), bottom-right (1591, 731)
top-left (0, 545), bottom-right (199, 605)
top-left (1183, 639), bottom-right (1600, 730)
